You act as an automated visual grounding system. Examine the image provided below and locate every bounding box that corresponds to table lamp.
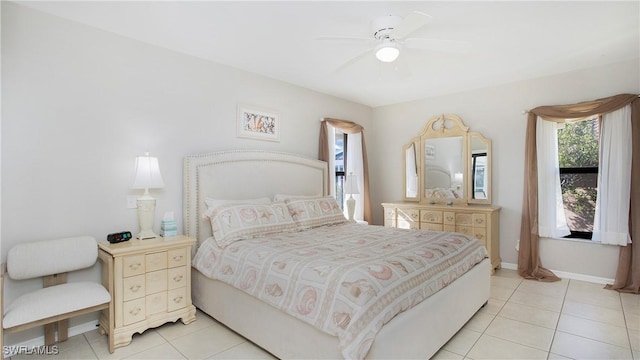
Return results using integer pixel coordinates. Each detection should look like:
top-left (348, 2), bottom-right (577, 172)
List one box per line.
top-left (132, 152), bottom-right (164, 239)
top-left (344, 172), bottom-right (360, 222)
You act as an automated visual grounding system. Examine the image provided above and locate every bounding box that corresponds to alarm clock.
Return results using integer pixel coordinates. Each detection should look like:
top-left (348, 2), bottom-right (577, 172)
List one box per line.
top-left (107, 231), bottom-right (132, 243)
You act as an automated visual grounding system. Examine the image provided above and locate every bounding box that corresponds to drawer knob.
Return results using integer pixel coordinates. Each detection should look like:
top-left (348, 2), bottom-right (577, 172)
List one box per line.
top-left (475, 218), bottom-right (484, 224)
top-left (130, 284), bottom-right (141, 292)
top-left (172, 255), bottom-right (183, 262)
top-left (173, 274), bottom-right (183, 282)
top-left (173, 295), bottom-right (183, 303)
top-left (129, 263), bottom-right (141, 270)
top-left (130, 307), bottom-right (141, 316)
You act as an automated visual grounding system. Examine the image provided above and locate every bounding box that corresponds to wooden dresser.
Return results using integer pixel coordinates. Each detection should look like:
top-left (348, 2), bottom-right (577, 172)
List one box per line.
top-left (98, 235), bottom-right (197, 353)
top-left (382, 202), bottom-right (501, 272)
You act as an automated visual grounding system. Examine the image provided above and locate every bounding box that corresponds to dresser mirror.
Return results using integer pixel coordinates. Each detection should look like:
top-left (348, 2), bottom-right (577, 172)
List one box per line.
top-left (469, 133), bottom-right (492, 204)
top-left (402, 114), bottom-right (492, 204)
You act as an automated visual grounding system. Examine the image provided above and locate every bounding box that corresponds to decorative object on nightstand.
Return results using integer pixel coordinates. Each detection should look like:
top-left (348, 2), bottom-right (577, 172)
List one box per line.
top-left (97, 235), bottom-right (197, 353)
top-left (132, 152), bottom-right (164, 239)
top-left (161, 212), bottom-right (178, 237)
top-left (344, 172), bottom-right (360, 221)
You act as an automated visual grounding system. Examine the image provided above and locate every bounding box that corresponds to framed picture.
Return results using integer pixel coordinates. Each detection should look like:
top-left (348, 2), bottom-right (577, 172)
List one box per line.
top-left (237, 104), bottom-right (280, 142)
top-left (425, 144), bottom-right (436, 160)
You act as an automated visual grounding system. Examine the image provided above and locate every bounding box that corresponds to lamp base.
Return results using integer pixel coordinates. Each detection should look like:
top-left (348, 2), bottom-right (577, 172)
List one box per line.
top-left (346, 196), bottom-right (356, 222)
top-left (136, 197), bottom-right (158, 240)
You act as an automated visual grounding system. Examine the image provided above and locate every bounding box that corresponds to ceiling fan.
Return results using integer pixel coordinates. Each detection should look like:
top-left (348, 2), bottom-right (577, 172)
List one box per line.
top-left (318, 11), bottom-right (470, 71)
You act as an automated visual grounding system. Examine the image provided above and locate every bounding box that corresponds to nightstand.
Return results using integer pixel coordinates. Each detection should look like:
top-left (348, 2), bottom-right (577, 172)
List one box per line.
top-left (97, 235), bottom-right (197, 353)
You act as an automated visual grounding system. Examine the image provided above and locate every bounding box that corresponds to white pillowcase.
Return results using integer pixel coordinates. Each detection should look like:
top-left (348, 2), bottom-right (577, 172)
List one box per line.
top-left (285, 196), bottom-right (347, 229)
top-left (206, 202), bottom-right (299, 248)
top-left (203, 197), bottom-right (271, 219)
top-left (272, 193), bottom-right (321, 202)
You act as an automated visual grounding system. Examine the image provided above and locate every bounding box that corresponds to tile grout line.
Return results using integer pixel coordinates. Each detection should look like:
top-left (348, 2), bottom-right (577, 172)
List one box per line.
top-left (461, 275), bottom-right (522, 359)
top-left (545, 278), bottom-right (571, 360)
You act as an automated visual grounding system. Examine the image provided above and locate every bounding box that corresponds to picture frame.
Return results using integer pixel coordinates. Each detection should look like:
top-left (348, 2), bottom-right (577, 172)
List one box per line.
top-left (237, 104), bottom-right (280, 142)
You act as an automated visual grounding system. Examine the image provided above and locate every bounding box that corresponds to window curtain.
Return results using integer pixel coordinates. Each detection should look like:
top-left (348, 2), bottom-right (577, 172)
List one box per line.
top-left (593, 105), bottom-right (632, 246)
top-left (519, 94), bottom-right (639, 292)
top-left (319, 118), bottom-right (372, 223)
top-left (536, 118), bottom-right (571, 239)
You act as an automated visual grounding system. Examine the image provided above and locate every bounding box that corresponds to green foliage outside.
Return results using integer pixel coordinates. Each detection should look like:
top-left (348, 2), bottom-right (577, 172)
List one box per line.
top-left (557, 119), bottom-right (599, 232)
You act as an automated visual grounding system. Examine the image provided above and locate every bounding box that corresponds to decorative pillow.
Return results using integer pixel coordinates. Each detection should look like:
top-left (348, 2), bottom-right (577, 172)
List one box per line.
top-left (203, 197), bottom-right (271, 219)
top-left (285, 196), bottom-right (347, 229)
top-left (207, 202), bottom-right (298, 248)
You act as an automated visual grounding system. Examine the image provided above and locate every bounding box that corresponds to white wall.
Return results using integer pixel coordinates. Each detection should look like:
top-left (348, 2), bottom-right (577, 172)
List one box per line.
top-left (369, 58), bottom-right (640, 281)
top-left (1, 2), bottom-right (371, 344)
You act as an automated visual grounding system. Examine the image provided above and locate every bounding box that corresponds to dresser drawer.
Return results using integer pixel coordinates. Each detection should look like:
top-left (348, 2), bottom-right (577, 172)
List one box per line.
top-left (397, 208), bottom-right (419, 223)
top-left (384, 207), bottom-right (396, 220)
top-left (443, 211), bottom-right (456, 225)
top-left (455, 213), bottom-right (473, 226)
top-left (146, 252), bottom-right (167, 272)
top-left (456, 225), bottom-right (474, 237)
top-left (168, 248), bottom-right (187, 268)
top-left (421, 210), bottom-right (443, 224)
top-left (397, 218), bottom-right (419, 229)
top-left (472, 214), bottom-right (487, 228)
top-left (384, 217), bottom-right (396, 227)
top-left (473, 228), bottom-right (487, 243)
top-left (123, 275), bottom-right (145, 301)
top-left (146, 292), bottom-right (168, 316)
top-left (123, 255), bottom-right (145, 277)
top-left (421, 223), bottom-right (443, 231)
top-left (146, 269), bottom-right (168, 294)
top-left (168, 287), bottom-right (187, 312)
top-left (168, 266), bottom-right (187, 290)
top-left (123, 298), bottom-right (145, 326)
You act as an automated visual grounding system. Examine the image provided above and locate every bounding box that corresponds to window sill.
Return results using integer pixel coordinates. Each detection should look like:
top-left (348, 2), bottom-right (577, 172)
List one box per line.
top-left (545, 236), bottom-right (596, 244)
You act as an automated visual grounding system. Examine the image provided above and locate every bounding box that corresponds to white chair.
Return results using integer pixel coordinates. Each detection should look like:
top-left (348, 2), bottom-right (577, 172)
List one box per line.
top-left (1, 236), bottom-right (111, 349)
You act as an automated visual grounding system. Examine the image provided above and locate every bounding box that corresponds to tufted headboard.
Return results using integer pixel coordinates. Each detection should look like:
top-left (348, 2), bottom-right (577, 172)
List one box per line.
top-left (183, 150), bottom-right (328, 247)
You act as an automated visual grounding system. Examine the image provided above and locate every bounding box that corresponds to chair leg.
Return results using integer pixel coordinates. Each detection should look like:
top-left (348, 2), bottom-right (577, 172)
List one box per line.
top-left (57, 319), bottom-right (69, 342)
top-left (44, 323), bottom-right (55, 346)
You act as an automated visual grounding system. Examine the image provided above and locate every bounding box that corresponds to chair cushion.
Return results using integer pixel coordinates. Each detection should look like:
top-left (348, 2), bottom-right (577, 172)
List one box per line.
top-left (7, 236), bottom-right (98, 280)
top-left (2, 282), bottom-right (111, 329)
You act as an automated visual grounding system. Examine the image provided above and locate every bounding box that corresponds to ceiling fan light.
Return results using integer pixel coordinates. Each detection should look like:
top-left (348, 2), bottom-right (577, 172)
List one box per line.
top-left (375, 43), bottom-right (400, 62)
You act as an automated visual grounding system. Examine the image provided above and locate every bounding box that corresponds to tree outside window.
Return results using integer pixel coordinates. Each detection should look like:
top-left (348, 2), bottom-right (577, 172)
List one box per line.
top-left (557, 118), bottom-right (599, 239)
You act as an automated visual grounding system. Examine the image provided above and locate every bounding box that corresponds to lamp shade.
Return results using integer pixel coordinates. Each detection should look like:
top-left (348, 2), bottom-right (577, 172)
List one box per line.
top-left (132, 152), bottom-right (164, 190)
top-left (344, 173), bottom-right (360, 195)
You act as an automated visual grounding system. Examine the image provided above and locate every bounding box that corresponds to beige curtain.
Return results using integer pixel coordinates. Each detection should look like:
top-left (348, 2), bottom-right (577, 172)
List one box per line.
top-left (519, 94), bottom-right (639, 290)
top-left (319, 118), bottom-right (372, 224)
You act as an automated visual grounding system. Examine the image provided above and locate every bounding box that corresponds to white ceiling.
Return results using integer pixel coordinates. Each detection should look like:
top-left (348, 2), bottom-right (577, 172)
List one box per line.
top-left (18, 1), bottom-right (640, 107)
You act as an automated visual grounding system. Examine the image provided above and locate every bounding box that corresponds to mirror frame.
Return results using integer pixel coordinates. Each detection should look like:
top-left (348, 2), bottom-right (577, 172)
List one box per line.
top-left (419, 114), bottom-right (469, 205)
top-left (401, 114), bottom-right (493, 205)
top-left (468, 132), bottom-right (492, 204)
top-left (402, 138), bottom-right (420, 201)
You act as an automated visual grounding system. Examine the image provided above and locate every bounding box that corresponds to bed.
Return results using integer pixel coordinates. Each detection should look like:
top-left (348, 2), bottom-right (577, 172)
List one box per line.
top-left (184, 150), bottom-right (490, 359)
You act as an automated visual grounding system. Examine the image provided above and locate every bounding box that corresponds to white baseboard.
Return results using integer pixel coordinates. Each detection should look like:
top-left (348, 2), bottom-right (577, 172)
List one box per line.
top-left (500, 262), bottom-right (615, 285)
top-left (3, 320), bottom-right (99, 358)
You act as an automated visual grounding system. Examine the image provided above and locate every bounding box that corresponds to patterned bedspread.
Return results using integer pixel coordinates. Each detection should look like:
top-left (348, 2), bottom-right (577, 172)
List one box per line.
top-left (192, 222), bottom-right (487, 359)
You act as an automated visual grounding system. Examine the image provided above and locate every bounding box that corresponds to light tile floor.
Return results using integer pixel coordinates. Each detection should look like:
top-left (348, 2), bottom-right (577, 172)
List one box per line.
top-left (10, 269), bottom-right (640, 360)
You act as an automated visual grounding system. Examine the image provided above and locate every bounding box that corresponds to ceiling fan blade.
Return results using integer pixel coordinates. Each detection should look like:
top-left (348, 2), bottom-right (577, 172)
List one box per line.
top-left (403, 38), bottom-right (471, 54)
top-left (315, 36), bottom-right (372, 43)
top-left (333, 48), bottom-right (374, 73)
top-left (391, 11), bottom-right (432, 39)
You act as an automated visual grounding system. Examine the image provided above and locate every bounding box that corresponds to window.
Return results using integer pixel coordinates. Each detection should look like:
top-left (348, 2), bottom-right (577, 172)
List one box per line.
top-left (334, 130), bottom-right (347, 210)
top-left (557, 117), bottom-right (599, 239)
